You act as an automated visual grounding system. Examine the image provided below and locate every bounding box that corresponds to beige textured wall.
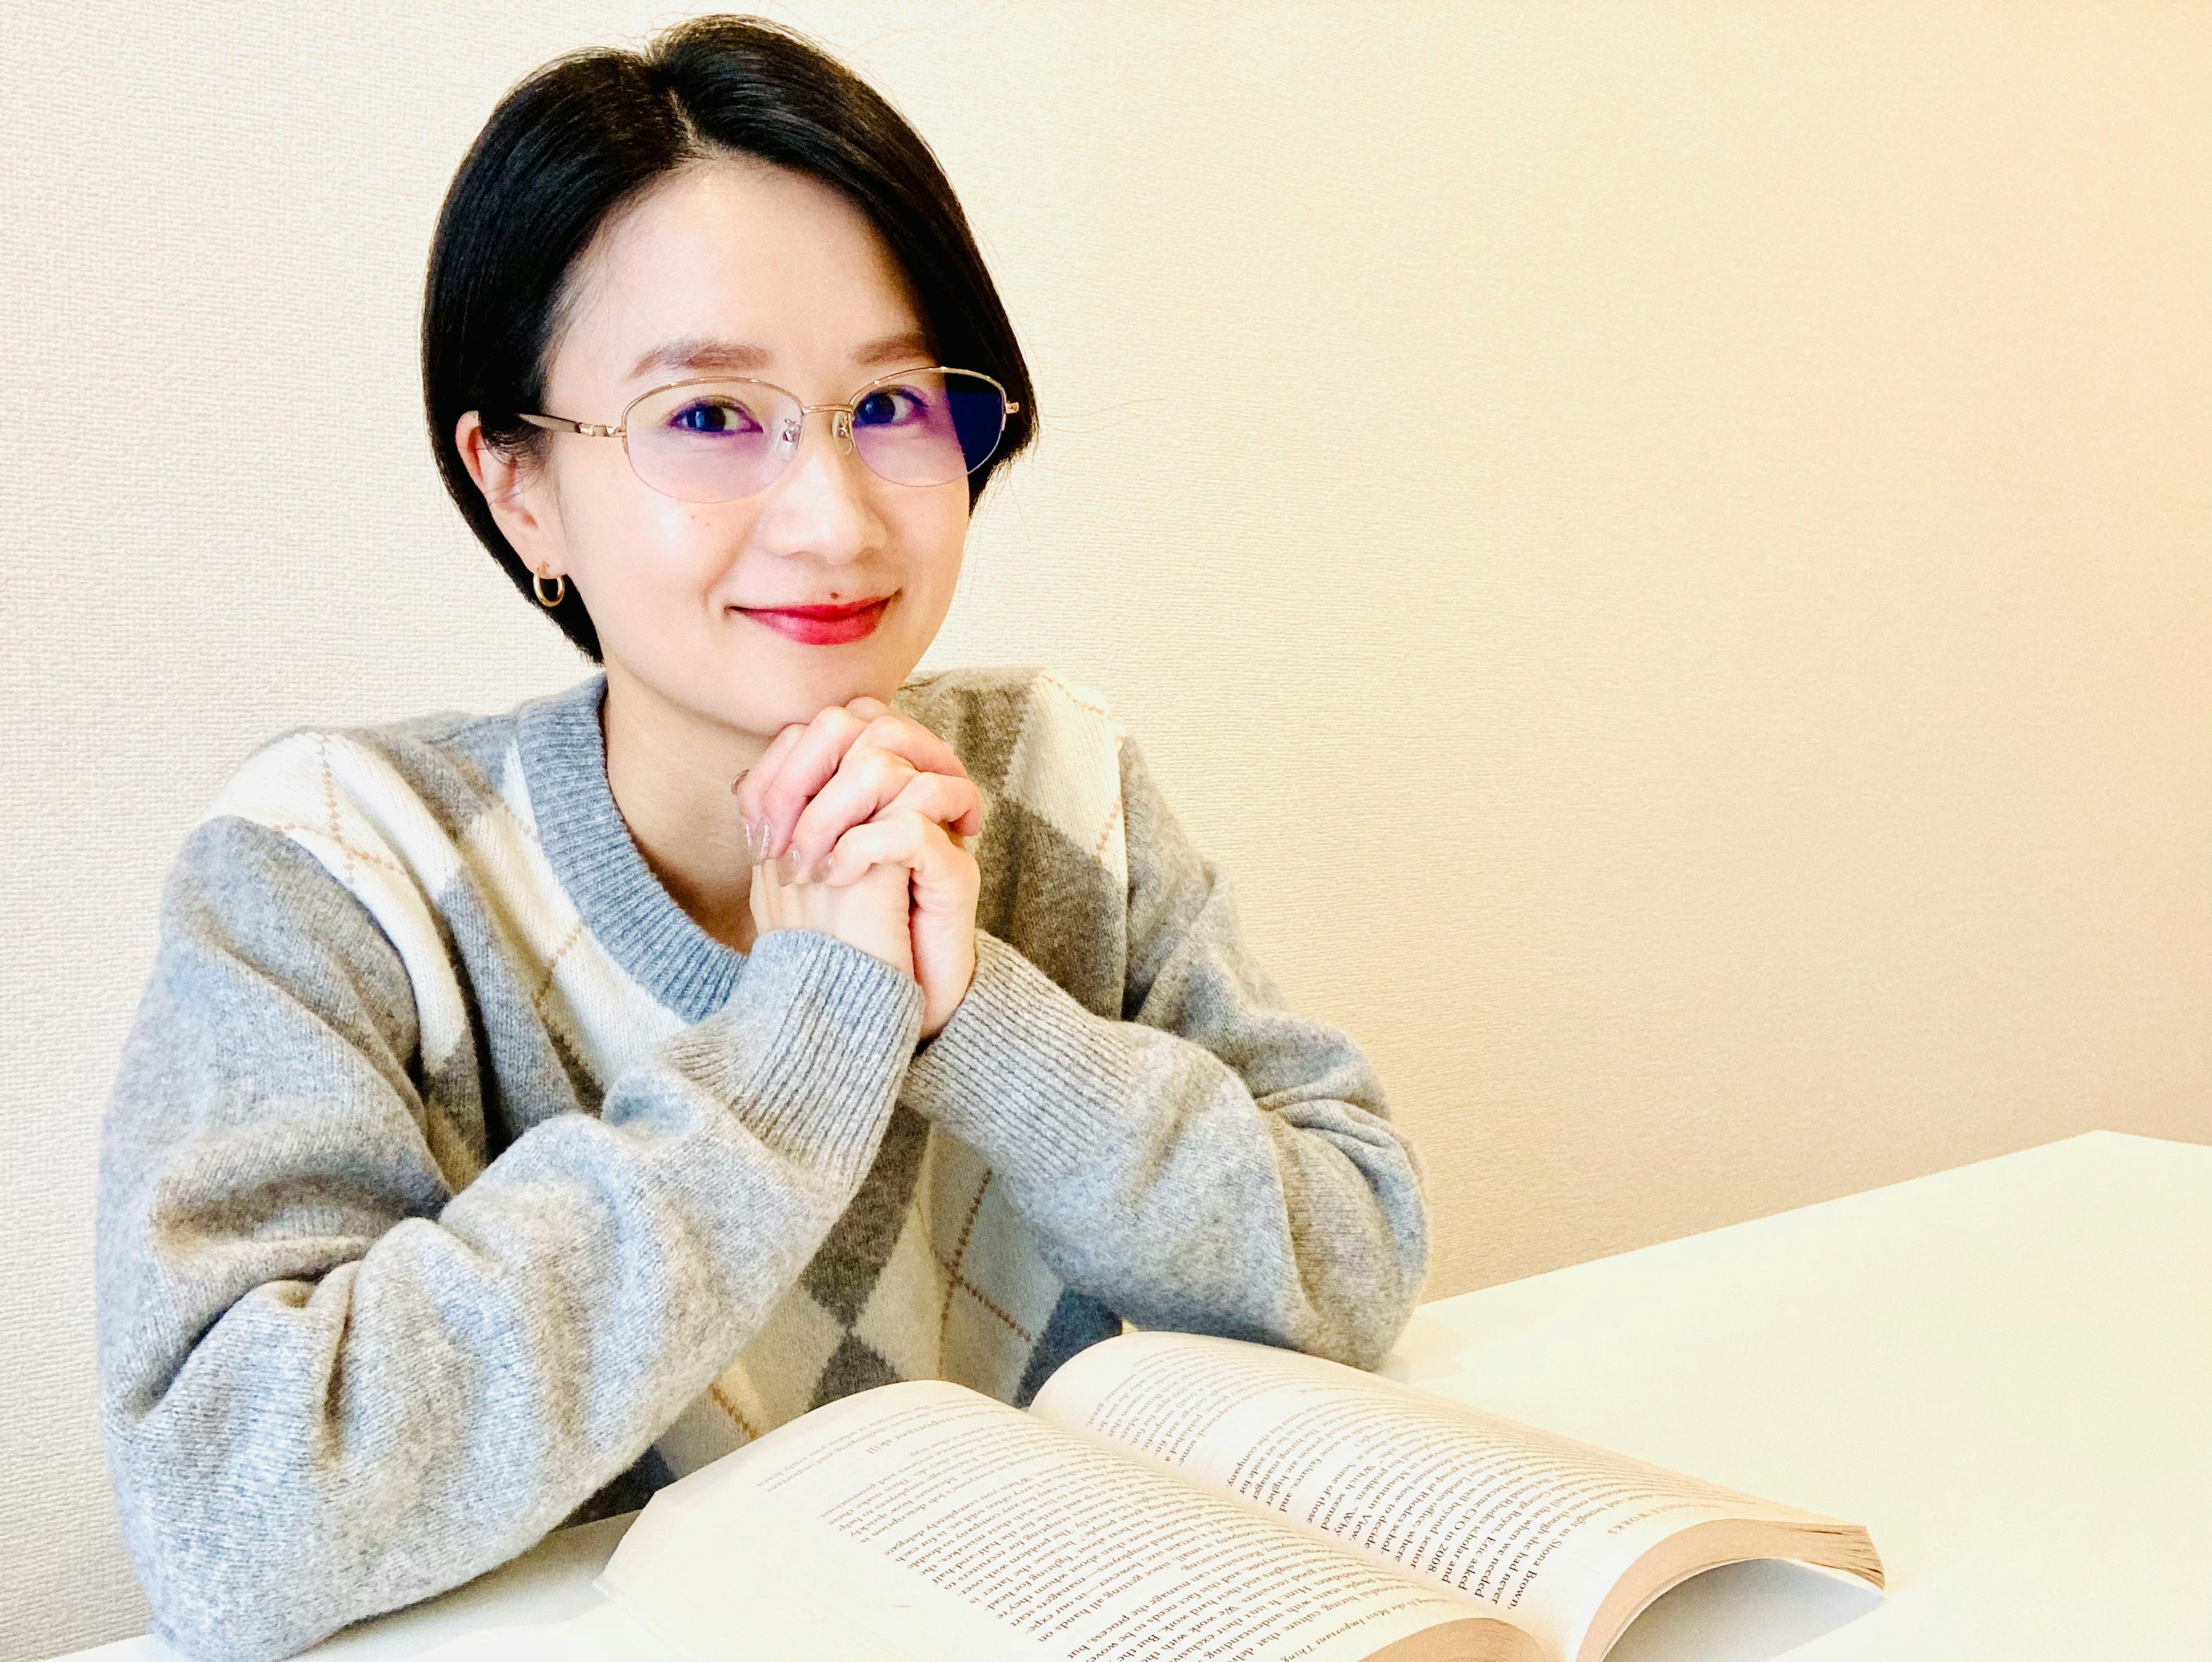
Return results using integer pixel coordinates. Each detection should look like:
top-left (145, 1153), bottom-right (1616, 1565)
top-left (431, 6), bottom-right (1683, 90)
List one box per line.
top-left (3, 2), bottom-right (2207, 1653)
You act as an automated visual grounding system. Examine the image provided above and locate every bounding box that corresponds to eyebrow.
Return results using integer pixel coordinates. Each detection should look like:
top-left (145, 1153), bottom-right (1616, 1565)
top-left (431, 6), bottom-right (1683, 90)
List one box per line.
top-left (626, 330), bottom-right (935, 383)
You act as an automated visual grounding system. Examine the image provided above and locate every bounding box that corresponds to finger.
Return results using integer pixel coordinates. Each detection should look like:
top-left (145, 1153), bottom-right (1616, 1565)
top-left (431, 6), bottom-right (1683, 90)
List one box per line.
top-left (757, 706), bottom-right (871, 857)
top-left (820, 809), bottom-right (976, 899)
top-left (734, 721), bottom-right (812, 845)
top-left (749, 847), bottom-right (780, 924)
top-left (786, 746), bottom-right (919, 877)
top-left (832, 710), bottom-right (977, 838)
top-left (791, 760), bottom-right (988, 878)
top-left (763, 706), bottom-right (972, 860)
top-left (740, 703), bottom-right (968, 855)
top-left (877, 771), bottom-right (986, 841)
top-left (843, 709), bottom-right (969, 785)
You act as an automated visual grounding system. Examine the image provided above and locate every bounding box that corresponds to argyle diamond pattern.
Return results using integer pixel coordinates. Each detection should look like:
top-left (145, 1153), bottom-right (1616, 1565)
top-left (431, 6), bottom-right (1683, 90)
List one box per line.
top-left (206, 668), bottom-right (1137, 1485)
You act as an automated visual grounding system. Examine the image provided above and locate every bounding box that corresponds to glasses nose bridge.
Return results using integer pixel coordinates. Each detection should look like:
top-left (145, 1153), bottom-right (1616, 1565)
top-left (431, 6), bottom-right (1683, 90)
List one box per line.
top-left (793, 399), bottom-right (858, 456)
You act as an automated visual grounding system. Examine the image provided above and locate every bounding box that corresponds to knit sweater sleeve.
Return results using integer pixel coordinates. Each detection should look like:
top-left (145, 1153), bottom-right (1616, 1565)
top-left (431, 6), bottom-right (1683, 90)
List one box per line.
top-left (899, 729), bottom-right (1429, 1372)
top-left (94, 816), bottom-right (921, 1662)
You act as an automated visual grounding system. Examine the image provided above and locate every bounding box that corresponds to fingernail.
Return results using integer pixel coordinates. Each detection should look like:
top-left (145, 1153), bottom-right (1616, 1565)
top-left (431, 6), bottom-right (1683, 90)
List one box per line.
top-left (740, 818), bottom-right (758, 860)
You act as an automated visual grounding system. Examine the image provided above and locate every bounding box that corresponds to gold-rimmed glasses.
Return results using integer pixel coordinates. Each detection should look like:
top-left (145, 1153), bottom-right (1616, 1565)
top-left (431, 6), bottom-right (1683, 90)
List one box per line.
top-left (517, 366), bottom-right (1018, 504)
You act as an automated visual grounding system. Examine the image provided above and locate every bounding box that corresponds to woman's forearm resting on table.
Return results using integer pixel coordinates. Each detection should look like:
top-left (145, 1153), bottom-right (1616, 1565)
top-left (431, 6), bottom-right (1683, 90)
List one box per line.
top-left (903, 925), bottom-right (1427, 1369)
top-left (94, 820), bottom-right (923, 1662)
top-left (903, 733), bottom-right (1429, 1371)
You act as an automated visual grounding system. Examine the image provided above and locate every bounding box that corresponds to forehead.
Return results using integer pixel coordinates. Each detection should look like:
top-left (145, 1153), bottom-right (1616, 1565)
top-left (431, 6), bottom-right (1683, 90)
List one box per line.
top-left (548, 158), bottom-right (927, 395)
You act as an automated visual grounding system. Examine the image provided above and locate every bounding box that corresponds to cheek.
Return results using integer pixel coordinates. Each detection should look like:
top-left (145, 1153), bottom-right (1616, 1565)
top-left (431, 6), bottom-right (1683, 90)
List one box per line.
top-left (572, 479), bottom-right (754, 615)
top-left (887, 487), bottom-right (971, 604)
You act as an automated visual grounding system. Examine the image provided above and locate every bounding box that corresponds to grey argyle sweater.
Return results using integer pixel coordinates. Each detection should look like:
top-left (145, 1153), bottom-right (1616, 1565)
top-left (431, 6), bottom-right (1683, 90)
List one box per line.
top-left (94, 665), bottom-right (1428, 1662)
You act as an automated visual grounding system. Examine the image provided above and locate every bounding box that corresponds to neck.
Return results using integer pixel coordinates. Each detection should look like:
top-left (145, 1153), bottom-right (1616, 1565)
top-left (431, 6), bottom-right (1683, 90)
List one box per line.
top-left (601, 663), bottom-right (766, 955)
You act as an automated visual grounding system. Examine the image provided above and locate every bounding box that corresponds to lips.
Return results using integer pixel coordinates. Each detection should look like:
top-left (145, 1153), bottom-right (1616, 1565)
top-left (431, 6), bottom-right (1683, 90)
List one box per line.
top-left (736, 594), bottom-right (892, 646)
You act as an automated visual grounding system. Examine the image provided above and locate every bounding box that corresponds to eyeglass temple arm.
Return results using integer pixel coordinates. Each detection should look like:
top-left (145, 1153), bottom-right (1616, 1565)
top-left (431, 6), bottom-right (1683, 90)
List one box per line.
top-left (516, 412), bottom-right (622, 438)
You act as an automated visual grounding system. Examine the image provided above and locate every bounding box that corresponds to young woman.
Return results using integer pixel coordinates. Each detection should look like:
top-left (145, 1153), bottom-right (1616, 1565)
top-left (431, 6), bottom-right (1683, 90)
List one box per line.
top-left (94, 17), bottom-right (1428, 1662)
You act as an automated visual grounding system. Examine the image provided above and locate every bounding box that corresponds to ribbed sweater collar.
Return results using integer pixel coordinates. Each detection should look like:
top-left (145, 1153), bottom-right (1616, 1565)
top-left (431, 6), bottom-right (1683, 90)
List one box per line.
top-left (514, 673), bottom-right (745, 1024)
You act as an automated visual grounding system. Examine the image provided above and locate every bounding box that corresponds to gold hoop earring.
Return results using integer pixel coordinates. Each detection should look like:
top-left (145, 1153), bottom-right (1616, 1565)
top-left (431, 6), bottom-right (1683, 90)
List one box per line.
top-left (533, 567), bottom-right (566, 609)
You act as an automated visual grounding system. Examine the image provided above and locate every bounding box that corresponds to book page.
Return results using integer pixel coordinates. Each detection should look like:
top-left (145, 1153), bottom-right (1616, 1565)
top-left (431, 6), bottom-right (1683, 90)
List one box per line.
top-left (600, 1378), bottom-right (1537, 1662)
top-left (1031, 1335), bottom-right (1865, 1662)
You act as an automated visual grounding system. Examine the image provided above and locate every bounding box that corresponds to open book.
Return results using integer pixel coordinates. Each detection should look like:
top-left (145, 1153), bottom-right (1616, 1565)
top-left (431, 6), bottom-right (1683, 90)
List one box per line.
top-left (593, 1332), bottom-right (1881, 1662)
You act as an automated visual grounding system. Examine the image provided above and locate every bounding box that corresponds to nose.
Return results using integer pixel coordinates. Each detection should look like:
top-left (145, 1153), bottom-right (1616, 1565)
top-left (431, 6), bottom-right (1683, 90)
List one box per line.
top-left (752, 404), bottom-right (881, 567)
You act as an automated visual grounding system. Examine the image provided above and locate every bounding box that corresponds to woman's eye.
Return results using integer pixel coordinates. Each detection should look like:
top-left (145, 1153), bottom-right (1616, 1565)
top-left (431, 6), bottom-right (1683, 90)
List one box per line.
top-left (854, 385), bottom-right (928, 427)
top-left (671, 399), bottom-right (760, 435)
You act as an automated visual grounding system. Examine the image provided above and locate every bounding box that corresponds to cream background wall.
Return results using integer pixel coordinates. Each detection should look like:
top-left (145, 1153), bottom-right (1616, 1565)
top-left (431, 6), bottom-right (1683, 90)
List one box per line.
top-left (3, 2), bottom-right (2207, 1652)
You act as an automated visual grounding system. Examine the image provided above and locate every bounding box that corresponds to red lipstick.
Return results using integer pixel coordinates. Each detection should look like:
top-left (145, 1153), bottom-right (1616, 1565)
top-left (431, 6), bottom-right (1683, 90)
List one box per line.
top-left (736, 595), bottom-right (892, 645)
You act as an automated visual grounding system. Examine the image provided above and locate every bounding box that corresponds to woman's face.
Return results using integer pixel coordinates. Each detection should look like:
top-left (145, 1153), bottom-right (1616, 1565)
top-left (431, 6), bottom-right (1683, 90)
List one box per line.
top-left (503, 159), bottom-right (971, 739)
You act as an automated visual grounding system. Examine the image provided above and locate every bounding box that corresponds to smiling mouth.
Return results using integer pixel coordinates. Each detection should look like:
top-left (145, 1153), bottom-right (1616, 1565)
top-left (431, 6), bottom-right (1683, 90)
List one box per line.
top-left (734, 593), bottom-right (893, 645)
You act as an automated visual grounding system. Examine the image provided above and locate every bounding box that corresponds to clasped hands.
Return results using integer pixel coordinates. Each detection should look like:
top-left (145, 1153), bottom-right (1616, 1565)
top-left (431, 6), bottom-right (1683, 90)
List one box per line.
top-left (733, 696), bottom-right (982, 1041)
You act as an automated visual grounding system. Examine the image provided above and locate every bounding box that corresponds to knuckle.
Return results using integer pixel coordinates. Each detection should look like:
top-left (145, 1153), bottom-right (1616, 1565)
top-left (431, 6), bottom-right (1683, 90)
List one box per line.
top-left (858, 746), bottom-right (909, 786)
top-left (859, 714), bottom-right (914, 754)
top-left (916, 775), bottom-right (972, 818)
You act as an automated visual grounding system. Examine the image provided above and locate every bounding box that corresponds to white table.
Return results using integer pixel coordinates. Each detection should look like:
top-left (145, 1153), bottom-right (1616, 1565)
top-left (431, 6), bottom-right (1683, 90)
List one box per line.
top-left (57, 1130), bottom-right (2212, 1662)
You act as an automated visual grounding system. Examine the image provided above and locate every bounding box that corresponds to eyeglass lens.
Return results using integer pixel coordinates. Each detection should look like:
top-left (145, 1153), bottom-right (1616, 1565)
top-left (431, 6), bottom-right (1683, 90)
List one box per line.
top-left (624, 369), bottom-right (1009, 503)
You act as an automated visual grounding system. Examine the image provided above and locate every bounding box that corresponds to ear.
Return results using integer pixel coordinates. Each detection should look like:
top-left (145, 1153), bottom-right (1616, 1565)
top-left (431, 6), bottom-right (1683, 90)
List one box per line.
top-left (455, 411), bottom-right (567, 578)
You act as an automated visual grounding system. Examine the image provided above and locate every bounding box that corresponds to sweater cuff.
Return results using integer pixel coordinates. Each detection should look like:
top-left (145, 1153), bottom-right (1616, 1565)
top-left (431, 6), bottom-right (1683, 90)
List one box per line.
top-left (663, 929), bottom-right (923, 1184)
top-left (900, 928), bottom-right (1140, 1183)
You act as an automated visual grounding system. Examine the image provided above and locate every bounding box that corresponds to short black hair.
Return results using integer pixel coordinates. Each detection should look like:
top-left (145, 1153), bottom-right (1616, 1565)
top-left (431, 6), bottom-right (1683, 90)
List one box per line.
top-left (422, 14), bottom-right (1036, 661)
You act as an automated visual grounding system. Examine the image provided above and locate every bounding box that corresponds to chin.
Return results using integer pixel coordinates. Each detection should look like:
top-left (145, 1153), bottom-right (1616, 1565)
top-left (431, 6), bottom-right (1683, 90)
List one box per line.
top-left (724, 653), bottom-right (914, 732)
top-left (615, 618), bottom-right (925, 738)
